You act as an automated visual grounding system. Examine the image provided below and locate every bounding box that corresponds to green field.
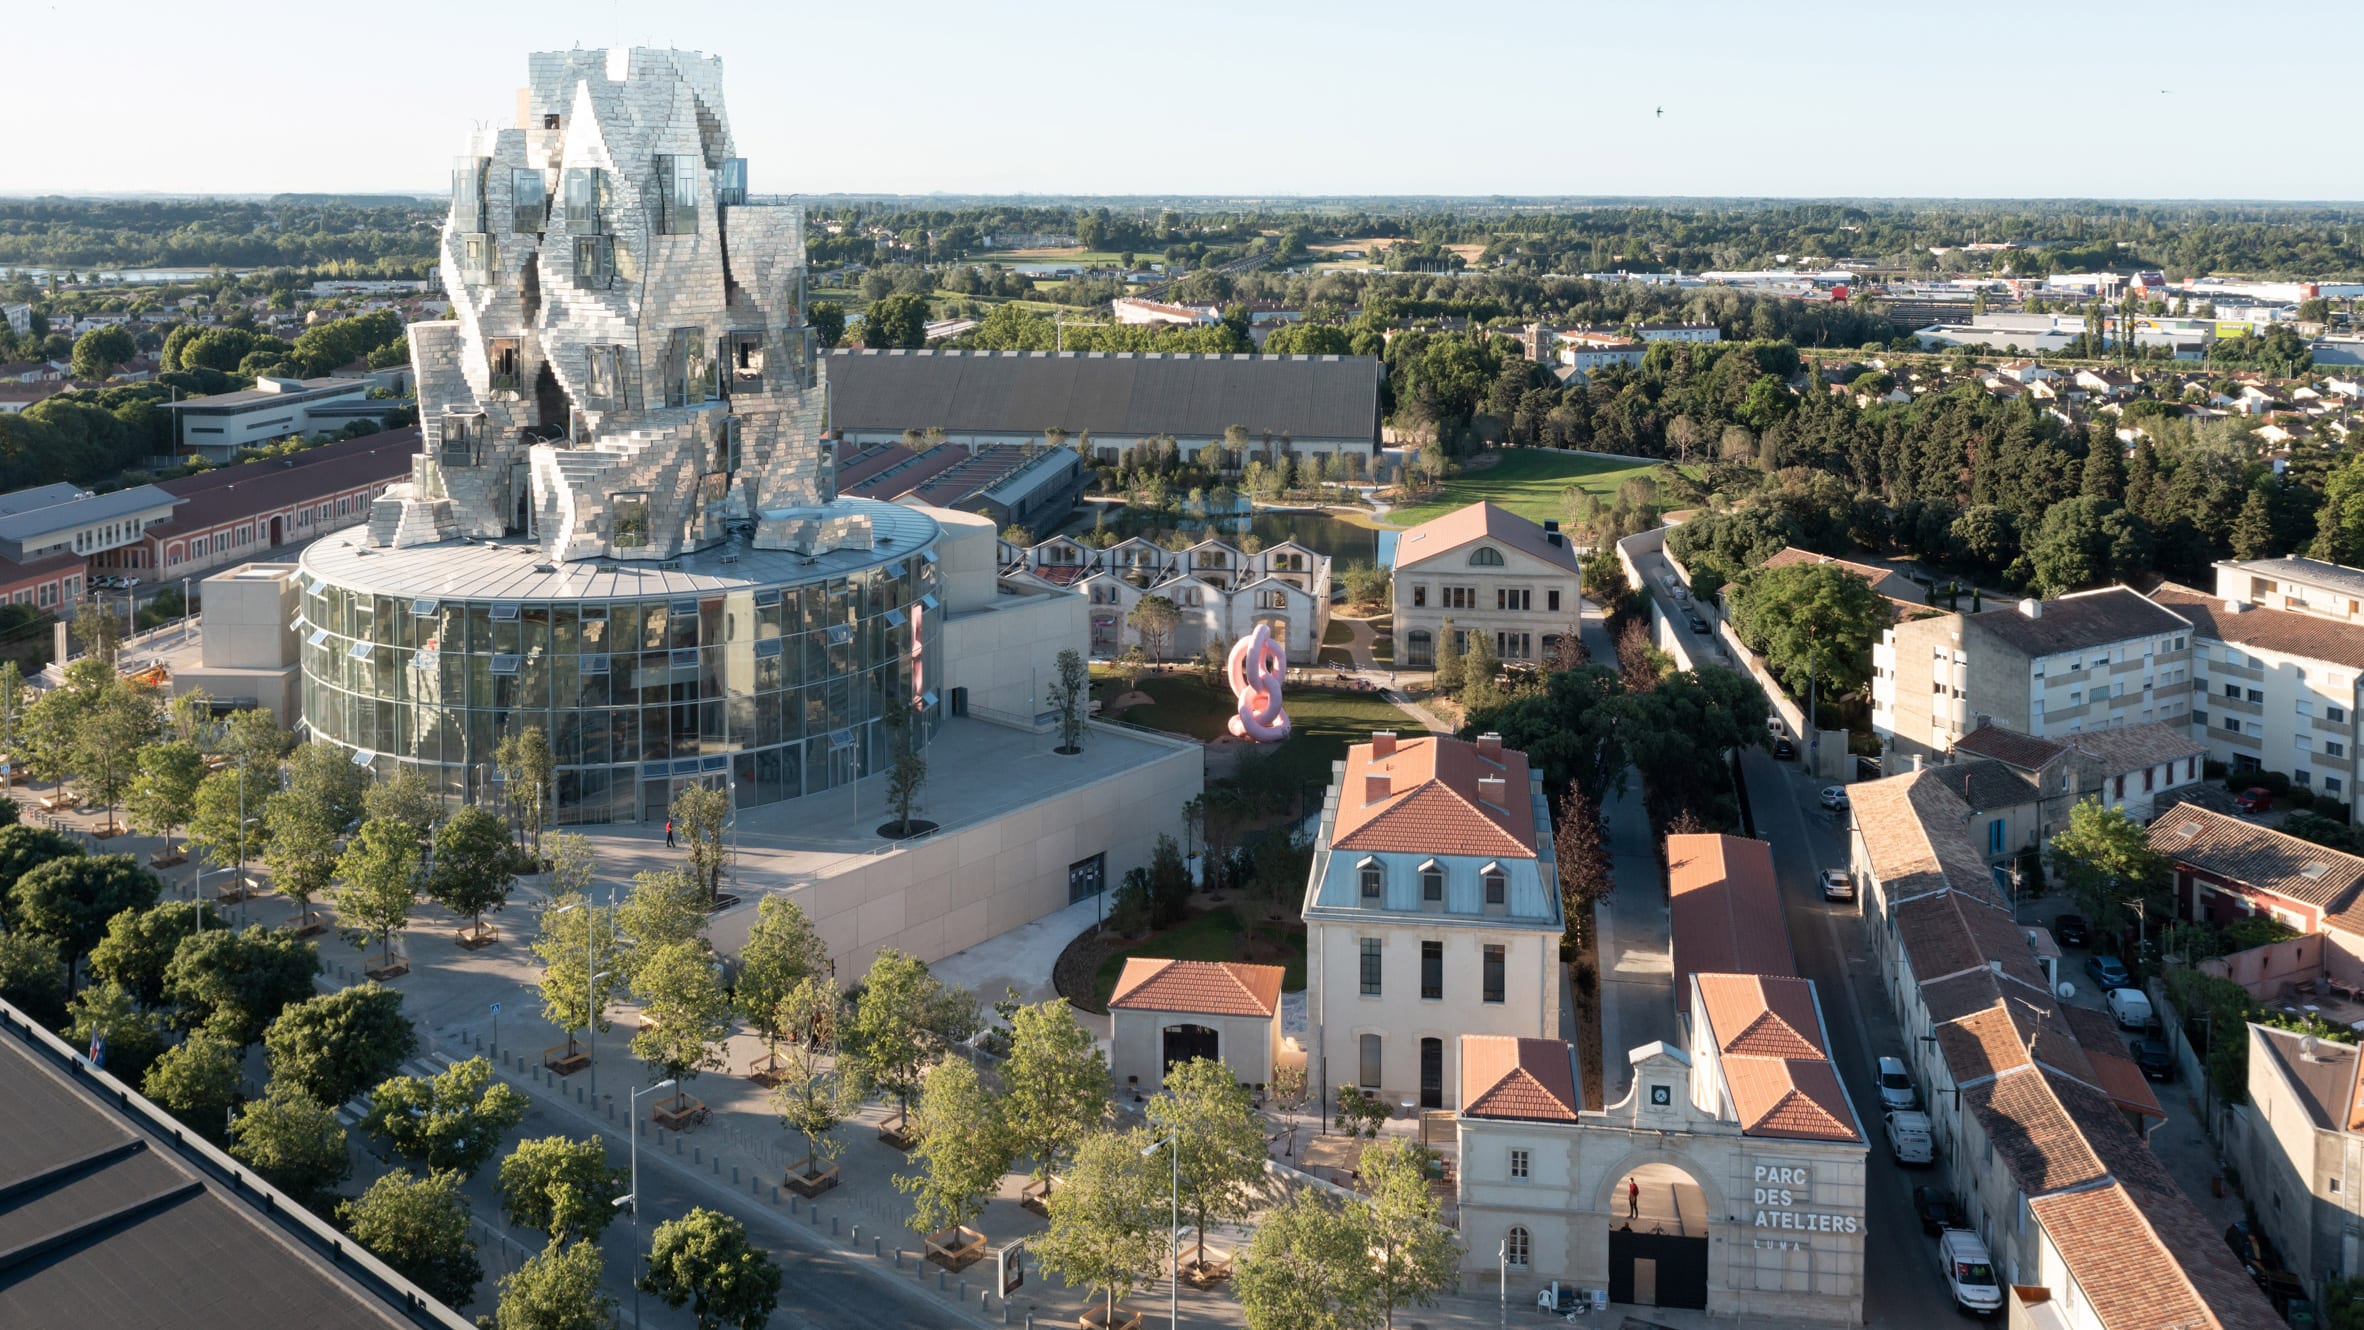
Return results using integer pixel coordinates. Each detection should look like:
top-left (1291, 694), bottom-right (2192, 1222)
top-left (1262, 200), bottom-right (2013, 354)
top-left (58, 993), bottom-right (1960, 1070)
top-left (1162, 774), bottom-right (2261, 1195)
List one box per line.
top-left (1104, 673), bottom-right (1422, 793)
top-left (1387, 450), bottom-right (1674, 528)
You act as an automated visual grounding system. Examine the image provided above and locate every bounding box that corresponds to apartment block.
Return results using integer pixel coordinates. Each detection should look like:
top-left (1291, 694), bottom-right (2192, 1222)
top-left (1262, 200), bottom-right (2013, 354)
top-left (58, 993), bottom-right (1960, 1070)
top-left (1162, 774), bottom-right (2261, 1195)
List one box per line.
top-left (2156, 585), bottom-right (2364, 806)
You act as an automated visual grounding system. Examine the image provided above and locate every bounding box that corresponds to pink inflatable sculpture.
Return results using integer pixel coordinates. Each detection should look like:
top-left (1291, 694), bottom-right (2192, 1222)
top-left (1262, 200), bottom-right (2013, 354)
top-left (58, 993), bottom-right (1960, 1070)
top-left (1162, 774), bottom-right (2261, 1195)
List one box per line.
top-left (1226, 622), bottom-right (1293, 743)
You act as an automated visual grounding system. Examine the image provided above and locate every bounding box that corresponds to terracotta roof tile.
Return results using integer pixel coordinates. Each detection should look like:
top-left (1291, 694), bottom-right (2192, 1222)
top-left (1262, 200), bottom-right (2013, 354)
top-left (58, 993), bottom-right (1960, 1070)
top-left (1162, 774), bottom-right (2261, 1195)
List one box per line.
top-left (1725, 1059), bottom-right (1858, 1142)
top-left (1965, 586), bottom-right (2190, 657)
top-left (1759, 546), bottom-right (1926, 605)
top-left (1695, 974), bottom-right (1860, 1143)
top-left (1668, 835), bottom-right (1793, 991)
top-left (2065, 720), bottom-right (2206, 774)
top-left (2027, 1185), bottom-right (2221, 1330)
top-left (1393, 501), bottom-right (1580, 574)
top-left (2156, 584), bottom-right (2364, 671)
top-left (1331, 735), bottom-right (1537, 859)
top-left (1953, 723), bottom-right (2072, 772)
top-left (1851, 770), bottom-right (1999, 905)
top-left (1458, 1036), bottom-right (1580, 1122)
top-left (1963, 1068), bottom-right (2107, 1194)
top-left (2149, 801), bottom-right (2364, 911)
top-left (1107, 958), bottom-right (1284, 1018)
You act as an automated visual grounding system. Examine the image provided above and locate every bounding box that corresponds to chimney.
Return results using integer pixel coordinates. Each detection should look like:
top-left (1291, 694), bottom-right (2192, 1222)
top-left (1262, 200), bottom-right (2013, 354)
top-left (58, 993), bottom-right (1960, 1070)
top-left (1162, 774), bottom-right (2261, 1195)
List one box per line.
top-left (2015, 598), bottom-right (2043, 619)
top-left (1477, 775), bottom-right (1508, 807)
top-left (1476, 731), bottom-right (1503, 760)
top-left (1364, 773), bottom-right (1391, 806)
top-left (1370, 730), bottom-right (1396, 758)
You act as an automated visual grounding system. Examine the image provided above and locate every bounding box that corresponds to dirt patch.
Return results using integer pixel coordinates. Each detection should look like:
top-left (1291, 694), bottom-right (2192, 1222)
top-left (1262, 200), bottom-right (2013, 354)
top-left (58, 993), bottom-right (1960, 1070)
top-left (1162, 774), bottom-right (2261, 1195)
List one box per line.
top-left (1054, 922), bottom-right (1121, 1015)
top-left (1458, 450), bottom-right (1504, 473)
top-left (1574, 906), bottom-right (1605, 1110)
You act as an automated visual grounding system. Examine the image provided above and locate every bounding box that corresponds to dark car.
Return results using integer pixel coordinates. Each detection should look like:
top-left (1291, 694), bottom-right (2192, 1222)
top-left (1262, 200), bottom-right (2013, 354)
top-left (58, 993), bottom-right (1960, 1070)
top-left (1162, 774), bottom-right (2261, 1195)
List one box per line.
top-left (2085, 954), bottom-right (2132, 990)
top-left (1773, 737), bottom-right (1797, 761)
top-left (1913, 1185), bottom-right (1961, 1236)
top-left (1855, 755), bottom-right (1884, 781)
top-left (2226, 1219), bottom-right (2281, 1277)
top-left (2053, 913), bottom-right (2091, 948)
top-left (1685, 613), bottom-right (1710, 635)
top-left (2236, 786), bottom-right (2275, 814)
top-left (2132, 1038), bottom-right (2175, 1082)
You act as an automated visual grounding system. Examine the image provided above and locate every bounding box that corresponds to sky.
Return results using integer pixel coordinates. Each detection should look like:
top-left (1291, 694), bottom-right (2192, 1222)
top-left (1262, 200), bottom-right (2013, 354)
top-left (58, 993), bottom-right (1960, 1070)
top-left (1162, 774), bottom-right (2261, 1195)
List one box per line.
top-left (11, 0), bottom-right (2361, 200)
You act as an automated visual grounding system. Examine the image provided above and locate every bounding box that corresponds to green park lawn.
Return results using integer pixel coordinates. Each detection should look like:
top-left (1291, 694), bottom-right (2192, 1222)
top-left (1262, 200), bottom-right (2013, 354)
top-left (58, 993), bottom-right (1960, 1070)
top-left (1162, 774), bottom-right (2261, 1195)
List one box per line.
top-left (1091, 905), bottom-right (1307, 1008)
top-left (1387, 449), bottom-right (1674, 528)
top-left (1105, 671), bottom-right (1422, 794)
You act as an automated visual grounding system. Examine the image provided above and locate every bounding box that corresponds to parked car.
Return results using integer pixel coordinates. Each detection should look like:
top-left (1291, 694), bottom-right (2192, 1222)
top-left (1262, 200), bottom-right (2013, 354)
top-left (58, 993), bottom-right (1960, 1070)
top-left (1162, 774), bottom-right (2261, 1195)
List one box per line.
top-left (1855, 755), bottom-right (1883, 781)
top-left (1885, 1109), bottom-right (1933, 1165)
top-left (1820, 868), bottom-right (1854, 901)
top-left (2236, 786), bottom-right (2275, 813)
top-left (2053, 913), bottom-right (2091, 948)
top-left (2226, 1219), bottom-right (2278, 1275)
top-left (1685, 612), bottom-right (1709, 634)
top-left (1913, 1185), bottom-right (1961, 1236)
top-left (2084, 954), bottom-right (2132, 990)
top-left (1773, 737), bottom-right (1798, 761)
top-left (1820, 786), bottom-right (1850, 811)
top-left (2132, 1038), bottom-right (2175, 1081)
top-left (2107, 986), bottom-right (2155, 1030)
top-left (1877, 1056), bottom-right (1918, 1110)
top-left (1938, 1228), bottom-right (2005, 1317)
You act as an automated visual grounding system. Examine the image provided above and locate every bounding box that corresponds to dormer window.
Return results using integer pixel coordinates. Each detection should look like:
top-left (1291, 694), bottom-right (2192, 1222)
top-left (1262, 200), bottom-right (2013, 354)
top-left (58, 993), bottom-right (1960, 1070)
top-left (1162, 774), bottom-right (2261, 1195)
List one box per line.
top-left (1469, 546), bottom-right (1505, 566)
top-left (1482, 862), bottom-right (1506, 907)
top-left (1419, 860), bottom-right (1444, 905)
top-left (1358, 857), bottom-right (1382, 901)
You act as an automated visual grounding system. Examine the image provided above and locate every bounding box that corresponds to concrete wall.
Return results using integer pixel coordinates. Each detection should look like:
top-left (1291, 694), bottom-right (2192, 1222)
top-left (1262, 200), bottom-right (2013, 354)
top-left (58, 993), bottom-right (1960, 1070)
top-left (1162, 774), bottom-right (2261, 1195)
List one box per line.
top-left (942, 590), bottom-right (1087, 726)
top-left (707, 720), bottom-right (1201, 980)
top-left (2198, 933), bottom-right (2323, 999)
top-left (198, 562), bottom-right (301, 670)
top-left (1107, 1007), bottom-right (1278, 1097)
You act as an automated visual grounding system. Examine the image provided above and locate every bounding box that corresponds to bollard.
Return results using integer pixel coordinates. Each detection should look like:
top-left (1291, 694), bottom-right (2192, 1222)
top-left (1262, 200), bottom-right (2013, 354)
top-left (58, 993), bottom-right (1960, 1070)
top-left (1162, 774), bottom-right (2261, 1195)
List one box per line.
top-left (1002, 1301), bottom-right (1010, 1325)
top-left (958, 1278), bottom-right (966, 1302)
top-left (608, 1102), bottom-right (615, 1122)
top-left (711, 1156), bottom-right (718, 1175)
top-left (830, 1216), bottom-right (838, 1236)
top-left (674, 1136), bottom-right (681, 1155)
top-left (789, 1197), bottom-right (799, 1216)
top-left (893, 1248), bottom-right (902, 1269)
top-left (851, 1225), bottom-right (861, 1245)
top-left (771, 1185), bottom-right (779, 1205)
top-left (732, 1166), bottom-right (739, 1185)
top-left (978, 1290), bottom-right (988, 1313)
top-left (873, 1236), bottom-right (881, 1258)
top-left (693, 1147), bottom-right (701, 1166)
top-left (937, 1272), bottom-right (946, 1292)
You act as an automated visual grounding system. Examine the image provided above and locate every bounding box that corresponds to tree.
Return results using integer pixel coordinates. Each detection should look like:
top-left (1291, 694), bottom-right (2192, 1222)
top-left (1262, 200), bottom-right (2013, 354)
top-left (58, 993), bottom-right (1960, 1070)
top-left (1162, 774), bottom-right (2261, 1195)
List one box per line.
top-left (1048, 647), bottom-right (1089, 754)
top-left (142, 1028), bottom-right (244, 1142)
top-left (493, 1238), bottom-right (614, 1330)
top-left (2232, 481), bottom-right (2279, 561)
top-left (670, 782), bottom-right (731, 902)
top-left (861, 293), bottom-right (928, 350)
top-left (70, 324), bottom-right (136, 382)
top-left (1432, 618), bottom-right (1464, 690)
top-left (336, 817), bottom-right (420, 969)
top-left (629, 939), bottom-right (733, 1112)
top-left (2028, 495), bottom-right (2151, 595)
top-left (88, 902), bottom-right (221, 1006)
top-left (2050, 797), bottom-right (2171, 941)
top-left (2313, 450), bottom-right (2364, 567)
top-left (124, 740), bottom-right (205, 858)
top-left (734, 896), bottom-right (829, 1073)
top-left (0, 932), bottom-right (64, 1027)
top-left (338, 1168), bottom-right (482, 1309)
top-left (1150, 1057), bottom-right (1268, 1272)
top-left (11, 853), bottom-right (161, 991)
top-left (495, 725), bottom-right (555, 855)
top-left (1269, 1061), bottom-right (1311, 1153)
top-left (618, 867), bottom-right (707, 980)
top-left (839, 949), bottom-right (979, 1135)
top-left (0, 823), bottom-right (79, 928)
top-left (1460, 627), bottom-right (1499, 705)
top-left (264, 982), bottom-right (418, 1107)
top-left (67, 601), bottom-right (123, 669)
top-left (1554, 781), bottom-right (1611, 951)
top-left (1235, 1190), bottom-right (1380, 1330)
top-left (1033, 1127), bottom-right (1171, 1327)
top-left (1725, 561), bottom-right (1893, 713)
top-left (1126, 594), bottom-right (1181, 664)
top-left (68, 979), bottom-right (162, 1079)
top-left (809, 302), bottom-right (846, 350)
top-left (163, 924), bottom-right (321, 1045)
top-left (362, 1055), bottom-right (529, 1178)
top-left (769, 976), bottom-right (859, 1182)
top-left (362, 766), bottom-right (442, 847)
top-left (230, 1082), bottom-right (351, 1206)
top-left (895, 1057), bottom-right (1014, 1238)
top-left (999, 997), bottom-right (1109, 1200)
top-left (427, 805), bottom-right (516, 941)
top-left (186, 767), bottom-right (263, 883)
top-left (1363, 1138), bottom-right (1461, 1329)
top-left (262, 765), bottom-right (345, 931)
top-left (882, 686), bottom-right (927, 837)
top-left (533, 889), bottom-right (626, 1060)
top-left (639, 1208), bottom-right (782, 1330)
top-left (24, 669), bottom-right (157, 832)
top-left (497, 1135), bottom-right (629, 1243)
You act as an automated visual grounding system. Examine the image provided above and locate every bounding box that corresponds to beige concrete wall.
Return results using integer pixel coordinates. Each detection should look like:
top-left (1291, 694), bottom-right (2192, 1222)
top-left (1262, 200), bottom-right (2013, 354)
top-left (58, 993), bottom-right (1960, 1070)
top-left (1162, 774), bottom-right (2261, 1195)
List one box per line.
top-left (1108, 1007), bottom-right (1278, 1097)
top-left (941, 590), bottom-right (1086, 725)
top-left (199, 563), bottom-right (301, 670)
top-left (1309, 921), bottom-right (1559, 1109)
top-left (709, 722), bottom-right (1201, 981)
top-left (917, 505), bottom-right (999, 614)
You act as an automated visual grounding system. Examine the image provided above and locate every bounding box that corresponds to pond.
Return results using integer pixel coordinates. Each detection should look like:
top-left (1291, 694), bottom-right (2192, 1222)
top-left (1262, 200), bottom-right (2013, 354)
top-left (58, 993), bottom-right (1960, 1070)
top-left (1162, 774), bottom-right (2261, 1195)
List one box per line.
top-left (1, 266), bottom-right (255, 284)
top-left (1099, 506), bottom-right (1398, 567)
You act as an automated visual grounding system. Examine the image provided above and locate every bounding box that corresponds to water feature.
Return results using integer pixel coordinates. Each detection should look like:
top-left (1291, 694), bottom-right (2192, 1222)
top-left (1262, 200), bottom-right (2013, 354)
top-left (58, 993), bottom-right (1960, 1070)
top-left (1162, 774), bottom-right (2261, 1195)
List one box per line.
top-left (0, 265), bottom-right (254, 285)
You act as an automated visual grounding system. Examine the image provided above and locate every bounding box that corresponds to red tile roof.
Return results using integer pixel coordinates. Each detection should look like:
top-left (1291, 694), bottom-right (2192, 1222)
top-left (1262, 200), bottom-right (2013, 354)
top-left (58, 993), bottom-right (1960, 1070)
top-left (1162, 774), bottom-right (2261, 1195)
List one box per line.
top-left (1107, 958), bottom-right (1284, 1018)
top-left (1458, 1036), bottom-right (1580, 1122)
top-left (1695, 973), bottom-right (1859, 1143)
top-left (1393, 501), bottom-right (1580, 574)
top-left (1667, 834), bottom-right (1793, 992)
top-left (1330, 734), bottom-right (1537, 859)
top-left (146, 428), bottom-right (417, 539)
top-left (2150, 801), bottom-right (2364, 911)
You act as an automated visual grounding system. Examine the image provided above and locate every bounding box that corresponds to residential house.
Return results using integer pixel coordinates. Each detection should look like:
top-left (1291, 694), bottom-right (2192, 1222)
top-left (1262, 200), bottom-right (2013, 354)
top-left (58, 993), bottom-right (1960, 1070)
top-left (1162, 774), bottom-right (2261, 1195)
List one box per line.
top-left (2238, 1024), bottom-right (2364, 1308)
top-left (1001, 533), bottom-right (1331, 665)
top-left (2150, 803), bottom-right (2364, 935)
top-left (1392, 501), bottom-right (1583, 668)
top-left (1303, 731), bottom-right (1562, 1111)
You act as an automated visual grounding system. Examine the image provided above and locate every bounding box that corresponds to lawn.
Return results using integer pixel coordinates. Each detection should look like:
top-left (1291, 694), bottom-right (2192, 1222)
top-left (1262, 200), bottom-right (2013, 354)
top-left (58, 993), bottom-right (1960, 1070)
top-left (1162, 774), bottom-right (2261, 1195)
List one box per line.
top-left (1105, 671), bottom-right (1425, 795)
top-left (1387, 449), bottom-right (1674, 528)
top-left (1092, 905), bottom-right (1307, 1008)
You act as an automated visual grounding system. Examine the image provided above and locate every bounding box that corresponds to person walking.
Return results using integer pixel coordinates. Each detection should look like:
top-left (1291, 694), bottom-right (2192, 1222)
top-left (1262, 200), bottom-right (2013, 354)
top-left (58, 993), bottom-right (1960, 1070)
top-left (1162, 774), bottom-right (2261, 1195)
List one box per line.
top-left (664, 818), bottom-right (676, 848)
top-left (1627, 1178), bottom-right (1640, 1218)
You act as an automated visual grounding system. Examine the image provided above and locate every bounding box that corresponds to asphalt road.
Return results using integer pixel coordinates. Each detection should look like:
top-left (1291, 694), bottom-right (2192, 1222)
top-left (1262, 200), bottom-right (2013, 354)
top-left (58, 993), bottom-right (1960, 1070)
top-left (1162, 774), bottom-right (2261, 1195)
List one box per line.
top-left (1737, 745), bottom-right (1961, 1326)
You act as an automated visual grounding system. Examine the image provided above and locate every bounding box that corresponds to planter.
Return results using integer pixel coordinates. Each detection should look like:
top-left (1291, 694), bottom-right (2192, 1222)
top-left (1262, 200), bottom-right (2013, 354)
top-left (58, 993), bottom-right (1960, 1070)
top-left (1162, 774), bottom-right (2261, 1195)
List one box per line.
top-left (783, 1162), bottom-right (839, 1198)
top-left (543, 1042), bottom-right (589, 1075)
top-left (1181, 1252), bottom-right (1234, 1288)
top-left (363, 960), bottom-right (410, 981)
top-left (924, 1224), bottom-right (987, 1272)
top-left (1019, 1176), bottom-right (1053, 1218)
top-left (875, 819), bottom-right (938, 840)
top-left (455, 923), bottom-right (499, 951)
top-left (652, 1095), bottom-right (705, 1131)
top-left (877, 1122), bottom-right (919, 1151)
top-left (1078, 1306), bottom-right (1143, 1330)
top-left (286, 919), bottom-right (327, 939)
top-left (147, 849), bottom-right (187, 869)
top-left (90, 825), bottom-right (124, 840)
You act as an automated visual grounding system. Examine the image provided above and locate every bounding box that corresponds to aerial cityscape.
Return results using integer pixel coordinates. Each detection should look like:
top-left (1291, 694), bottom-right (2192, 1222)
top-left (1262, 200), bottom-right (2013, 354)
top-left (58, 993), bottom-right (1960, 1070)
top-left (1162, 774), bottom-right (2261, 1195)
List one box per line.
top-left (5, 8), bottom-right (2364, 1330)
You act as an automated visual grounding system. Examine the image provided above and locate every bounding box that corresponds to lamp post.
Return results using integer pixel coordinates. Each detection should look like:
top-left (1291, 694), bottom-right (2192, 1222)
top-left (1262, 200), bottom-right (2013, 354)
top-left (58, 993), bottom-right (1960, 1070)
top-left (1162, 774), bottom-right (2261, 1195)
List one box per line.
top-left (1143, 1132), bottom-right (1180, 1330)
top-left (622, 1078), bottom-right (671, 1330)
top-left (1497, 1238), bottom-right (1507, 1329)
top-left (547, 895), bottom-right (611, 1101)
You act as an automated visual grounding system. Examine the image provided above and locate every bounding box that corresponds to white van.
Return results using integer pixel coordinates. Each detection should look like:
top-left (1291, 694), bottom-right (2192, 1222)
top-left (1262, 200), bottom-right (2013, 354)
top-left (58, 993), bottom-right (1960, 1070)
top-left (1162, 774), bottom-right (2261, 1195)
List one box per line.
top-left (1885, 1109), bottom-right (1933, 1166)
top-left (1937, 1228), bottom-right (2004, 1315)
top-left (1877, 1056), bottom-right (1918, 1110)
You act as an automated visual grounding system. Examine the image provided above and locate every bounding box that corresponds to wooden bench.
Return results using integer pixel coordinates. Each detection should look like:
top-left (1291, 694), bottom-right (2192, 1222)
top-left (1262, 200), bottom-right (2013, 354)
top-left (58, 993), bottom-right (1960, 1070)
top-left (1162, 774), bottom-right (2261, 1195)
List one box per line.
top-left (543, 1041), bottom-right (590, 1075)
top-left (651, 1096), bottom-right (705, 1131)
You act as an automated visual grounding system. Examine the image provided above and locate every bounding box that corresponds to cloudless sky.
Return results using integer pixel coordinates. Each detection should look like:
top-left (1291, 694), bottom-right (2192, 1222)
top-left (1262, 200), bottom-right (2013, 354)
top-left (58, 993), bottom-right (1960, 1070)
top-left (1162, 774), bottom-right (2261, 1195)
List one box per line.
top-left (13, 0), bottom-right (2361, 200)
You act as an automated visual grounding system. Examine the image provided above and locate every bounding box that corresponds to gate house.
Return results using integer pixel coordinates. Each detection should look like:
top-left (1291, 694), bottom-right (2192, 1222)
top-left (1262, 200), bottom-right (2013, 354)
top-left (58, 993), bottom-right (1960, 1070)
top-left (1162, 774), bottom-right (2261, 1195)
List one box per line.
top-left (1106, 958), bottom-right (1285, 1098)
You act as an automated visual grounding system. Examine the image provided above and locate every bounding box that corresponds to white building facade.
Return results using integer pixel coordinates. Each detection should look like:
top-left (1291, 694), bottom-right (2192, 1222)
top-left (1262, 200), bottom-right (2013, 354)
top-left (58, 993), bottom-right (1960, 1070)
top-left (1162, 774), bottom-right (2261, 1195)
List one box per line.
top-left (1392, 501), bottom-right (1584, 668)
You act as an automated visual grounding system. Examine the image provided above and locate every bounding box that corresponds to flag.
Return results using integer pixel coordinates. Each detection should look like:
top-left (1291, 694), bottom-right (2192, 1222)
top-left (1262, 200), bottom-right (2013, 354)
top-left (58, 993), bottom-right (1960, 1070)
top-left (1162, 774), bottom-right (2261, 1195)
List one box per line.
top-left (88, 1030), bottom-right (107, 1068)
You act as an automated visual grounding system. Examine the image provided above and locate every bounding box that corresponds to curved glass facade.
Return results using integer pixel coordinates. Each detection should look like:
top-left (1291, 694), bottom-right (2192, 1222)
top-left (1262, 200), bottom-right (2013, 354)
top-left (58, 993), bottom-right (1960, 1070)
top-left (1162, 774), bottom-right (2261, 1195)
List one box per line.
top-left (298, 555), bottom-right (941, 823)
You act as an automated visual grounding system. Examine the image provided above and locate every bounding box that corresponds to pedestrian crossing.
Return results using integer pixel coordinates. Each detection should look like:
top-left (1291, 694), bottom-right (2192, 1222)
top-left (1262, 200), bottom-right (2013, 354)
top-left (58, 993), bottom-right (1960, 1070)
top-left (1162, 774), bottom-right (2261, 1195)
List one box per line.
top-left (337, 1050), bottom-right (457, 1128)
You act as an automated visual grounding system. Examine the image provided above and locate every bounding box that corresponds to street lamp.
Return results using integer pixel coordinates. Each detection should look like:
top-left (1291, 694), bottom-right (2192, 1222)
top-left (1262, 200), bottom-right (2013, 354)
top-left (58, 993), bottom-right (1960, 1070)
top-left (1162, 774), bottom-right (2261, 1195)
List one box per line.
top-left (547, 894), bottom-right (612, 1101)
top-left (1143, 1132), bottom-right (1180, 1330)
top-left (627, 1077), bottom-right (676, 1229)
